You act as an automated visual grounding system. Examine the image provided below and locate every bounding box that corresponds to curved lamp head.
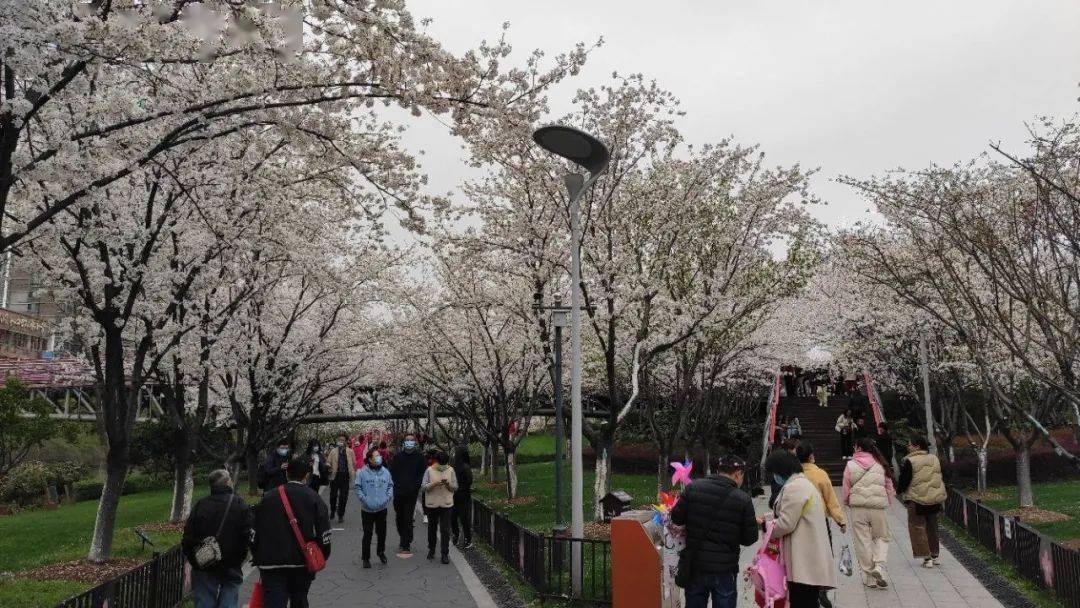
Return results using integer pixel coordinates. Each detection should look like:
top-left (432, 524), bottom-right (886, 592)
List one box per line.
top-left (532, 125), bottom-right (610, 175)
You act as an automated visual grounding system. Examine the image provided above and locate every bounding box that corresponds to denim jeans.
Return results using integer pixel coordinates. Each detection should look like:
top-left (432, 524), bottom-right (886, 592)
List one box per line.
top-left (684, 571), bottom-right (737, 608)
top-left (192, 568), bottom-right (241, 608)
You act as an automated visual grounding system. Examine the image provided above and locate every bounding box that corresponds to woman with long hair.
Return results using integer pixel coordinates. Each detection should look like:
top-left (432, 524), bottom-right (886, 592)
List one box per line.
top-left (834, 408), bottom-right (855, 458)
top-left (842, 437), bottom-right (896, 589)
top-left (306, 439), bottom-right (329, 492)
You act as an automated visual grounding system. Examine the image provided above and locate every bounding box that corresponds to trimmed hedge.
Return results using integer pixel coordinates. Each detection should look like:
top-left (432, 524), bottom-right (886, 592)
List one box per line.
top-left (73, 473), bottom-right (172, 502)
top-left (943, 446), bottom-right (1080, 487)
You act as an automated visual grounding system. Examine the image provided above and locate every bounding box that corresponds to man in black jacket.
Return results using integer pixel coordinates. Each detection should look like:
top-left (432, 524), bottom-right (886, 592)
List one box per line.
top-left (252, 457), bottom-right (332, 608)
top-left (182, 469), bottom-right (251, 608)
top-left (389, 433), bottom-right (427, 552)
top-left (670, 455), bottom-right (758, 608)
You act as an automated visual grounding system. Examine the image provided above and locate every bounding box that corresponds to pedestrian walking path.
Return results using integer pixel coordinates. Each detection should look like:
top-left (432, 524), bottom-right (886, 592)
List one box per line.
top-left (738, 489), bottom-right (1005, 608)
top-left (239, 489), bottom-right (491, 608)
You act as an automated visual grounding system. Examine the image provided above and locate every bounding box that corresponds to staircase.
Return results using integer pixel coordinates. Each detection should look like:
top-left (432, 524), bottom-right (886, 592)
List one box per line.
top-left (779, 395), bottom-right (847, 485)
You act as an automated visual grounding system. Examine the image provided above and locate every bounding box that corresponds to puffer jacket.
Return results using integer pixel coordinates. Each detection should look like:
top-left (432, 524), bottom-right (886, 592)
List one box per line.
top-left (355, 464), bottom-right (394, 512)
top-left (669, 475), bottom-right (758, 576)
top-left (842, 451), bottom-right (894, 509)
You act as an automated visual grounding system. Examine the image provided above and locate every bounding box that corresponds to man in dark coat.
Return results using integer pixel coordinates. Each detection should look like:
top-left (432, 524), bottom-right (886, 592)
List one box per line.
top-left (182, 469), bottom-right (251, 608)
top-left (670, 455), bottom-right (759, 608)
top-left (260, 439), bottom-right (292, 491)
top-left (252, 457), bottom-right (332, 608)
top-left (389, 432), bottom-right (427, 552)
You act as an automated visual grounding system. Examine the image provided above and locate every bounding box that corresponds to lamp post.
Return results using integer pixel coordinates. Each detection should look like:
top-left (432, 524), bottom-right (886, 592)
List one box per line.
top-left (534, 294), bottom-right (570, 530)
top-left (532, 125), bottom-right (609, 598)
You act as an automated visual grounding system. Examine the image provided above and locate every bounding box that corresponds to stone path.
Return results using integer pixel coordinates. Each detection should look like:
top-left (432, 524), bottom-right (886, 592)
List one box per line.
top-left (737, 488), bottom-right (1006, 608)
top-left (239, 487), bottom-right (488, 608)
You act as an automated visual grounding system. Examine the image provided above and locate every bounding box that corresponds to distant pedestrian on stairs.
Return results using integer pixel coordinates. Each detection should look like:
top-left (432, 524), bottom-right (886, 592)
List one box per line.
top-left (834, 409), bottom-right (855, 458)
top-left (897, 435), bottom-right (946, 569)
top-left (816, 384), bottom-right (828, 408)
top-left (842, 438), bottom-right (895, 590)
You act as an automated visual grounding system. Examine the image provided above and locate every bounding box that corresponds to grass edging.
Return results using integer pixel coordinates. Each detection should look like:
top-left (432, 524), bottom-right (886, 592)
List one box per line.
top-left (938, 519), bottom-right (1056, 608)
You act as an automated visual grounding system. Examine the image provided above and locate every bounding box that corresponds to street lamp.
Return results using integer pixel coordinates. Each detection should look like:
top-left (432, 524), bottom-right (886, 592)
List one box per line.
top-left (532, 125), bottom-right (609, 598)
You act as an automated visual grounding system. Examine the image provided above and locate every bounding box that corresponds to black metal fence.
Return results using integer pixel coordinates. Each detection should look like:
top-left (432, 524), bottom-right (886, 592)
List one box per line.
top-left (943, 487), bottom-right (1080, 608)
top-left (57, 545), bottom-right (186, 608)
top-left (473, 499), bottom-right (612, 605)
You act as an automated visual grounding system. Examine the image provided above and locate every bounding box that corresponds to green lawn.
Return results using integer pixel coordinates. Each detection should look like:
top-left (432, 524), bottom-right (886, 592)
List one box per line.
top-left (0, 580), bottom-right (88, 608)
top-left (941, 519), bottom-right (1060, 608)
top-left (475, 436), bottom-right (659, 533)
top-left (978, 480), bottom-right (1080, 542)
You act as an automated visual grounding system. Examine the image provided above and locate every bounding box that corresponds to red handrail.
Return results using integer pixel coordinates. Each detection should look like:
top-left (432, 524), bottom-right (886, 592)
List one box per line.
top-left (861, 371), bottom-right (886, 429)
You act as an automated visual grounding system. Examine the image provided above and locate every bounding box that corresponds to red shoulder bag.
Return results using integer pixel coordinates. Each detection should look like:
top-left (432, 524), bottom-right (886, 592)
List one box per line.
top-left (277, 485), bottom-right (327, 573)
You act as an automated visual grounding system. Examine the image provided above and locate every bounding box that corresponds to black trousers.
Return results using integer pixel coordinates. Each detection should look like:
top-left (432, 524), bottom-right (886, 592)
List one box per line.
top-left (787, 582), bottom-right (821, 608)
top-left (394, 490), bottom-right (419, 548)
top-left (840, 431), bottom-right (853, 458)
top-left (427, 506), bottom-right (452, 556)
top-left (260, 568), bottom-right (313, 608)
top-left (361, 509), bottom-right (387, 560)
top-left (328, 473), bottom-right (350, 519)
top-left (451, 493), bottom-right (472, 543)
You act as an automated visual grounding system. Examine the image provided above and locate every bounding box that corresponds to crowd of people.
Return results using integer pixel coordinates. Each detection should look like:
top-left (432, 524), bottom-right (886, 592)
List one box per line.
top-left (179, 430), bottom-right (475, 608)
top-left (674, 432), bottom-right (947, 608)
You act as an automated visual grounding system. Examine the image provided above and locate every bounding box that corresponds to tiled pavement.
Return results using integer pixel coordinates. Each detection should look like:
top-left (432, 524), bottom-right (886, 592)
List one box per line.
top-left (239, 488), bottom-right (481, 608)
top-left (737, 489), bottom-right (1006, 608)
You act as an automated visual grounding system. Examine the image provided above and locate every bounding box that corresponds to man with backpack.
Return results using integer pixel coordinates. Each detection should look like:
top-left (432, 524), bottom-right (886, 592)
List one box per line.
top-left (252, 457), bottom-right (332, 608)
top-left (182, 469), bottom-right (251, 608)
top-left (670, 455), bottom-right (759, 608)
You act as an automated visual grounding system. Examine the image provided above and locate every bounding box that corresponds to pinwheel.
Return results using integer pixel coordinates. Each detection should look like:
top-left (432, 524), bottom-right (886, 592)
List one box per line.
top-left (670, 459), bottom-right (693, 487)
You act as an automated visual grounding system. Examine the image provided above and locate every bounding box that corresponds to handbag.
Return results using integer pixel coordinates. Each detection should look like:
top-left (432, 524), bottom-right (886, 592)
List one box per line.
top-left (194, 493), bottom-right (235, 568)
top-left (277, 485), bottom-right (327, 573)
top-left (745, 520), bottom-right (788, 608)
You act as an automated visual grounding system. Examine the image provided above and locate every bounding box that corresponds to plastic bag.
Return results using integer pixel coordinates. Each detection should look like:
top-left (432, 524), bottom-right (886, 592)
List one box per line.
top-left (838, 544), bottom-right (854, 577)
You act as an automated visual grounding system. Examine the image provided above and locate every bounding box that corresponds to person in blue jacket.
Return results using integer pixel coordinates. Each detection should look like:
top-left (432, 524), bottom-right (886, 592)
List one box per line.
top-left (356, 446), bottom-right (394, 568)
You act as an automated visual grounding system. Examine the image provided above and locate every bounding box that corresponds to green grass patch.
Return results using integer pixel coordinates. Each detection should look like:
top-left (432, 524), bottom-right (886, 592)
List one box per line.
top-left (978, 480), bottom-right (1080, 542)
top-left (0, 579), bottom-right (88, 608)
top-left (474, 459), bottom-right (658, 533)
top-left (0, 487), bottom-right (205, 573)
top-left (941, 519), bottom-right (1060, 608)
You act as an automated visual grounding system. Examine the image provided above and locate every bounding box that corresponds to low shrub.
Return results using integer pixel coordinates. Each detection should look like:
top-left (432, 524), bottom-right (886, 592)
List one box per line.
top-left (0, 461), bottom-right (50, 506)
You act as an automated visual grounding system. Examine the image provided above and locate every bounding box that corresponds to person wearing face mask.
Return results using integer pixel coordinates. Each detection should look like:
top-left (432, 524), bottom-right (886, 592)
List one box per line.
top-left (421, 449), bottom-right (458, 564)
top-left (306, 440), bottom-right (329, 493)
top-left (261, 439), bottom-right (292, 491)
top-left (356, 447), bottom-right (394, 568)
top-left (389, 433), bottom-right (428, 553)
top-left (326, 433), bottom-right (357, 524)
top-left (761, 450), bottom-right (836, 608)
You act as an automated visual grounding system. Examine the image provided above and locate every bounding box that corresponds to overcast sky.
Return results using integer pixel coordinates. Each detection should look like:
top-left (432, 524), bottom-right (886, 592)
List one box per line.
top-left (397, 0), bottom-right (1080, 228)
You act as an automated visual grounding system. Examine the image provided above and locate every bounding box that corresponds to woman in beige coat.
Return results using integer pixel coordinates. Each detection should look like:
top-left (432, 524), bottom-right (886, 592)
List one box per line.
top-left (763, 450), bottom-right (836, 608)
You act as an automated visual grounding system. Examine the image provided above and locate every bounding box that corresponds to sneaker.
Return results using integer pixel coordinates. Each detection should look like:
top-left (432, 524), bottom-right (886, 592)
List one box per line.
top-left (423, 515), bottom-right (429, 524)
top-left (463, 541), bottom-right (474, 550)
top-left (932, 557), bottom-right (941, 566)
top-left (922, 558), bottom-right (935, 569)
top-left (870, 567), bottom-right (888, 588)
top-left (441, 555), bottom-right (450, 565)
top-left (378, 553), bottom-right (387, 564)
top-left (362, 559), bottom-right (371, 569)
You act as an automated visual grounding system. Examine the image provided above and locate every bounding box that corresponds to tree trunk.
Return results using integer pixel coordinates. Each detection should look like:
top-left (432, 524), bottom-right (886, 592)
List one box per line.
top-left (504, 449), bottom-right (518, 499)
top-left (592, 442), bottom-right (612, 520)
top-left (975, 448), bottom-right (988, 493)
top-left (169, 430), bottom-right (194, 522)
top-left (88, 457), bottom-right (128, 562)
top-left (1015, 444), bottom-right (1034, 508)
top-left (479, 443), bottom-right (487, 476)
top-left (704, 447), bottom-right (712, 476)
top-left (246, 449), bottom-right (261, 496)
top-left (487, 443), bottom-right (498, 483)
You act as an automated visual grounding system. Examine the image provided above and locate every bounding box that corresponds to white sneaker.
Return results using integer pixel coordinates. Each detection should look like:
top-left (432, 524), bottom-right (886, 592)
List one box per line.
top-left (932, 557), bottom-right (941, 566)
top-left (922, 558), bottom-right (935, 568)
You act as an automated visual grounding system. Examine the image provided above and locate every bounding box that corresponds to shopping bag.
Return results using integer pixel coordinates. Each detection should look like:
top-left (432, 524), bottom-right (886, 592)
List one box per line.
top-left (838, 544), bottom-right (854, 577)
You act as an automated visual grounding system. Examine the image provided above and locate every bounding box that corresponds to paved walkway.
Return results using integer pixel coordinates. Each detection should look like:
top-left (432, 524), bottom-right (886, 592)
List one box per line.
top-left (239, 488), bottom-right (491, 608)
top-left (737, 489), bottom-right (1005, 608)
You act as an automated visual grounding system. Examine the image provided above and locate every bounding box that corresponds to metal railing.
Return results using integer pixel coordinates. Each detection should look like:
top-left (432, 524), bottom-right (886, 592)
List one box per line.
top-left (758, 370), bottom-right (782, 480)
top-left (56, 545), bottom-right (186, 608)
top-left (943, 487), bottom-right (1080, 608)
top-left (473, 499), bottom-right (612, 605)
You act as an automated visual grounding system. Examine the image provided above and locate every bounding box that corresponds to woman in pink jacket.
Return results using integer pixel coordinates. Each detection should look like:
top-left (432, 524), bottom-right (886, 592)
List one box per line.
top-left (842, 437), bottom-right (895, 589)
